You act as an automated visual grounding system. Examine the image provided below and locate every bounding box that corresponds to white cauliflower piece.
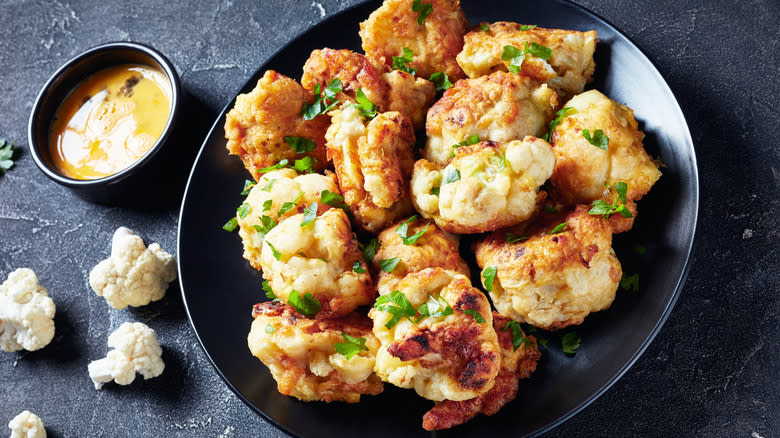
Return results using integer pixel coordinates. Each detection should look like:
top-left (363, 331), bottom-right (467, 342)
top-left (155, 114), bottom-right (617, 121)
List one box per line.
top-left (88, 322), bottom-right (165, 390)
top-left (0, 268), bottom-right (56, 352)
top-left (89, 227), bottom-right (177, 309)
top-left (8, 410), bottom-right (46, 438)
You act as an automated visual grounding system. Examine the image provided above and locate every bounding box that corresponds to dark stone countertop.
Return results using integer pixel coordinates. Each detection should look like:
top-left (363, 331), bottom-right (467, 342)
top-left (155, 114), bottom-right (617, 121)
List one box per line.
top-left (0, 0), bottom-right (777, 436)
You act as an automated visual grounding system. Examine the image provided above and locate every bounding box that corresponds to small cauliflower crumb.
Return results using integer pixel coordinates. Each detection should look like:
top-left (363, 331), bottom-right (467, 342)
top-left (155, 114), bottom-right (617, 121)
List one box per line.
top-left (88, 322), bottom-right (165, 390)
top-left (0, 268), bottom-right (56, 352)
top-left (89, 227), bottom-right (177, 309)
top-left (8, 410), bottom-right (46, 438)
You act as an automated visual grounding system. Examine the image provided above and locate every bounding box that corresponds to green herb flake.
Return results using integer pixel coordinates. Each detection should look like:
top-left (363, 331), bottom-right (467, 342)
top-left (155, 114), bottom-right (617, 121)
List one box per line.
top-left (464, 309), bottom-right (486, 324)
top-left (374, 290), bottom-right (416, 328)
top-left (301, 202), bottom-right (318, 227)
top-left (561, 331), bottom-right (582, 355)
top-left (620, 273), bottom-right (640, 293)
top-left (237, 203), bottom-right (251, 219)
top-left (320, 190), bottom-right (345, 208)
top-left (480, 23), bottom-right (489, 32)
top-left (265, 324), bottom-right (276, 334)
top-left (416, 294), bottom-right (453, 320)
top-left (266, 240), bottom-right (282, 260)
top-left (292, 156), bottom-right (317, 173)
top-left (222, 217), bottom-right (238, 232)
top-left (549, 222), bottom-right (567, 234)
top-left (288, 290), bottom-right (322, 317)
top-left (260, 178), bottom-right (276, 192)
top-left (241, 180), bottom-right (256, 196)
top-left (582, 128), bottom-right (609, 150)
top-left (431, 187), bottom-right (440, 196)
top-left (518, 24), bottom-right (537, 31)
top-left (411, 0), bottom-right (433, 26)
top-left (634, 244), bottom-right (647, 255)
top-left (302, 78), bottom-right (342, 120)
top-left (505, 233), bottom-right (528, 244)
top-left (262, 199), bottom-right (273, 212)
top-left (253, 215), bottom-right (277, 239)
top-left (544, 204), bottom-right (558, 214)
top-left (587, 182), bottom-right (633, 218)
top-left (352, 261), bottom-right (367, 274)
top-left (442, 167), bottom-right (461, 185)
top-left (354, 88), bottom-right (378, 119)
top-left (450, 134), bottom-right (480, 157)
top-left (277, 192), bottom-right (305, 218)
top-left (429, 72), bottom-right (452, 91)
top-left (284, 136), bottom-right (317, 153)
top-left (614, 181), bottom-right (628, 203)
top-left (257, 159), bottom-right (290, 174)
top-left (392, 47), bottom-right (417, 75)
top-left (262, 280), bottom-right (276, 300)
top-left (0, 139), bottom-right (15, 173)
top-left (501, 44), bottom-right (526, 74)
top-left (543, 107), bottom-right (577, 142)
top-left (360, 238), bottom-right (380, 264)
top-left (538, 337), bottom-right (549, 349)
top-left (482, 266), bottom-right (498, 292)
top-left (503, 320), bottom-right (534, 351)
top-left (395, 215), bottom-right (431, 245)
top-left (526, 42), bottom-right (553, 60)
top-left (378, 257), bottom-right (401, 273)
top-left (334, 332), bottom-right (369, 360)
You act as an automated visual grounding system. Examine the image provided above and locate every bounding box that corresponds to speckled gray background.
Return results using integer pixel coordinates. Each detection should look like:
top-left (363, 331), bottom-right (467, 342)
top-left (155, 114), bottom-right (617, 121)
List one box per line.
top-left (0, 0), bottom-right (778, 437)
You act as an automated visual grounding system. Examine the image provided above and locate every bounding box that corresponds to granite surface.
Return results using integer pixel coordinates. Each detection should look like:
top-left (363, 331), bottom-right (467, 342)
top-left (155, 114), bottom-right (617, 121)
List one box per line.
top-left (0, 0), bottom-right (777, 437)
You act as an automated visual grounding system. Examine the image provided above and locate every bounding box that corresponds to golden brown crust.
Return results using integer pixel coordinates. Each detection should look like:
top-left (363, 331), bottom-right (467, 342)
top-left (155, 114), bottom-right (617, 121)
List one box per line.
top-left (301, 48), bottom-right (390, 109)
top-left (360, 0), bottom-right (469, 80)
top-left (382, 70), bottom-right (437, 130)
top-left (224, 70), bottom-right (328, 179)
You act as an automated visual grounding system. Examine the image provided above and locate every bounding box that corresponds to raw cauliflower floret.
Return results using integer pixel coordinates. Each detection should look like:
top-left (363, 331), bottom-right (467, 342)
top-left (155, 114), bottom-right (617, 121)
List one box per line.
top-left (89, 227), bottom-right (177, 310)
top-left (0, 268), bottom-right (55, 352)
top-left (87, 322), bottom-right (165, 390)
top-left (411, 137), bottom-right (554, 234)
top-left (457, 22), bottom-right (597, 100)
top-left (424, 71), bottom-right (559, 164)
top-left (371, 268), bottom-right (500, 402)
top-left (237, 168), bottom-right (340, 269)
top-left (247, 300), bottom-right (383, 402)
top-left (8, 410), bottom-right (46, 438)
top-left (474, 205), bottom-right (622, 330)
top-left (325, 104), bottom-right (416, 233)
top-left (261, 208), bottom-right (374, 318)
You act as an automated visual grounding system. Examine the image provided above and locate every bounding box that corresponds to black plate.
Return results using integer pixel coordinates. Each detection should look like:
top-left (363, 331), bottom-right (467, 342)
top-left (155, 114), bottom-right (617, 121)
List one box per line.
top-left (177, 1), bottom-right (698, 436)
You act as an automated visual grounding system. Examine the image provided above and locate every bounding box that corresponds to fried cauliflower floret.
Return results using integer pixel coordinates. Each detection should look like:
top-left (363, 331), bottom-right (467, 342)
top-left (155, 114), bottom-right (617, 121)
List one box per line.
top-left (248, 301), bottom-right (383, 402)
top-left (325, 105), bottom-right (416, 232)
top-left (0, 269), bottom-right (55, 353)
top-left (87, 322), bottom-right (165, 390)
top-left (474, 206), bottom-right (622, 330)
top-left (8, 410), bottom-right (46, 438)
top-left (457, 22), bottom-right (597, 100)
top-left (411, 137), bottom-right (554, 234)
top-left (422, 313), bottom-right (541, 430)
top-left (382, 70), bottom-right (436, 130)
top-left (424, 71), bottom-right (559, 164)
top-left (224, 70), bottom-right (328, 179)
top-left (89, 227), bottom-right (176, 310)
top-left (371, 268), bottom-right (500, 402)
top-left (237, 169), bottom-right (340, 269)
top-left (550, 90), bottom-right (662, 208)
top-left (373, 217), bottom-right (470, 295)
top-left (260, 209), bottom-right (374, 318)
top-left (360, 0), bottom-right (469, 80)
top-left (301, 48), bottom-right (390, 110)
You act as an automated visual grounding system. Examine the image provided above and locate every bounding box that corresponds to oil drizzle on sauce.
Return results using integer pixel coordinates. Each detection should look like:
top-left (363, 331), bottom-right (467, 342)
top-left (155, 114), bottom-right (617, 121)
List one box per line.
top-left (49, 64), bottom-right (171, 180)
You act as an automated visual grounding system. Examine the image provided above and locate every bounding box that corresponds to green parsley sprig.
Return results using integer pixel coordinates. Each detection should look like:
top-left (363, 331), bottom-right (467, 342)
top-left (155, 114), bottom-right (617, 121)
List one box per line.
top-left (395, 215), bottom-right (430, 245)
top-left (288, 290), bottom-right (321, 317)
top-left (543, 107), bottom-right (576, 142)
top-left (360, 238), bottom-right (380, 264)
top-left (620, 273), bottom-right (639, 292)
top-left (587, 181), bottom-right (632, 218)
top-left (482, 266), bottom-right (498, 292)
top-left (284, 136), bottom-right (317, 153)
top-left (582, 128), bottom-right (609, 150)
top-left (560, 331), bottom-right (582, 355)
top-left (450, 134), bottom-right (480, 158)
top-left (392, 47), bottom-right (416, 75)
top-left (0, 139), bottom-right (15, 174)
top-left (335, 333), bottom-right (369, 359)
top-left (429, 72), bottom-right (452, 91)
top-left (503, 320), bottom-right (535, 351)
top-left (353, 88), bottom-right (378, 119)
top-left (411, 0), bottom-right (433, 25)
top-left (302, 78), bottom-right (342, 120)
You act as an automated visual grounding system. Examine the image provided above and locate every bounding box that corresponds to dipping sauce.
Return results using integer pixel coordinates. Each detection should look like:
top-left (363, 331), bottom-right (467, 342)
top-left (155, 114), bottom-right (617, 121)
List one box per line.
top-left (49, 64), bottom-right (171, 180)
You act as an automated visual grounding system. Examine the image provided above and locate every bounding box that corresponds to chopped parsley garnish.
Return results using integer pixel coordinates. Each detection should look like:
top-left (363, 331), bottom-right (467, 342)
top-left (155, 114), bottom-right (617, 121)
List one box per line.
top-left (549, 222), bottom-right (567, 234)
top-left (411, 0), bottom-right (433, 25)
top-left (253, 215), bottom-right (277, 239)
top-left (301, 202), bottom-right (318, 227)
top-left (395, 215), bottom-right (430, 245)
top-left (526, 42), bottom-right (553, 60)
top-left (265, 324), bottom-right (276, 334)
top-left (582, 128), bottom-right (609, 150)
top-left (482, 266), bottom-right (498, 292)
top-left (620, 273), bottom-right (639, 292)
top-left (241, 180), bottom-right (256, 196)
top-left (292, 156), bottom-right (317, 173)
top-left (222, 217), bottom-right (238, 232)
top-left (464, 309), bottom-right (486, 324)
top-left (257, 159), bottom-right (289, 174)
top-left (480, 23), bottom-right (489, 32)
top-left (288, 290), bottom-right (321, 317)
top-left (374, 290), bottom-right (416, 328)
top-left (262, 200), bottom-right (273, 212)
top-left (561, 331), bottom-right (582, 355)
top-left (360, 238), bottom-right (380, 263)
top-left (588, 182), bottom-right (632, 218)
top-left (442, 167), bottom-right (461, 185)
top-left (320, 190), bottom-right (345, 207)
top-left (503, 320), bottom-right (534, 351)
top-left (0, 139), bottom-right (15, 173)
top-left (284, 136), bottom-right (317, 153)
top-left (335, 333), bottom-right (369, 359)
top-left (378, 257), bottom-right (401, 273)
top-left (518, 24), bottom-right (537, 30)
top-left (505, 233), bottom-right (528, 244)
top-left (416, 294), bottom-right (453, 320)
top-left (431, 187), bottom-right (440, 196)
top-left (450, 134), bottom-right (480, 157)
top-left (392, 47), bottom-right (417, 75)
top-left (266, 241), bottom-right (282, 260)
top-left (501, 44), bottom-right (526, 74)
top-left (302, 78), bottom-right (342, 120)
top-left (353, 88), bottom-right (378, 119)
top-left (262, 280), bottom-right (276, 300)
top-left (543, 107), bottom-right (577, 142)
top-left (352, 261), bottom-right (367, 274)
top-left (237, 203), bottom-right (251, 218)
top-left (260, 178), bottom-right (276, 192)
top-left (429, 72), bottom-right (452, 91)
top-left (544, 204), bottom-right (558, 214)
top-left (634, 244), bottom-right (647, 255)
top-left (278, 192), bottom-right (304, 217)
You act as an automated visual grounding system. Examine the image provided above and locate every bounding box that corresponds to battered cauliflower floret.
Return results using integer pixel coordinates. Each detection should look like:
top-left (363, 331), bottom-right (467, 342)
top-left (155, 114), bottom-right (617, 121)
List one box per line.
top-left (424, 71), bottom-right (559, 164)
top-left (0, 268), bottom-right (55, 353)
top-left (411, 137), bottom-right (554, 234)
top-left (422, 313), bottom-right (541, 430)
top-left (382, 70), bottom-right (436, 130)
top-left (237, 168), bottom-right (340, 269)
top-left (89, 227), bottom-right (176, 310)
top-left (325, 105), bottom-right (416, 232)
top-left (224, 70), bottom-right (329, 179)
top-left (372, 217), bottom-right (470, 295)
top-left (247, 300), bottom-right (383, 402)
top-left (474, 206), bottom-right (622, 330)
top-left (260, 208), bottom-right (374, 318)
top-left (360, 0), bottom-right (470, 81)
top-left (301, 48), bottom-right (390, 111)
top-left (550, 90), bottom-right (662, 210)
top-left (8, 410), bottom-right (46, 438)
top-left (87, 322), bottom-right (165, 390)
top-left (457, 22), bottom-right (597, 100)
top-left (371, 268), bottom-right (500, 402)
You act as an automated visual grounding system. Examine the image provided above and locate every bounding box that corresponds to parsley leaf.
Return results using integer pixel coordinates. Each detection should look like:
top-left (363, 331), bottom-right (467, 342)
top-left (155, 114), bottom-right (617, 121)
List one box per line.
top-left (288, 290), bottom-right (321, 317)
top-left (482, 266), bottom-right (498, 292)
top-left (450, 134), bottom-right (480, 157)
top-left (354, 88), bottom-right (378, 119)
top-left (416, 294), bottom-right (453, 320)
top-left (395, 215), bottom-right (430, 245)
top-left (260, 178), bottom-right (276, 192)
top-left (505, 233), bottom-right (528, 244)
top-left (429, 72), bottom-right (452, 91)
top-left (442, 167), bottom-right (460, 185)
top-left (411, 0), bottom-right (433, 25)
top-left (543, 107), bottom-right (577, 142)
top-left (335, 332), bottom-right (369, 360)
top-left (222, 217), bottom-right (238, 232)
top-left (301, 202), bottom-right (318, 227)
top-left (0, 139), bottom-right (15, 173)
top-left (320, 190), bottom-right (345, 207)
top-left (266, 241), bottom-right (282, 260)
top-left (431, 187), bottom-right (440, 196)
top-left (292, 156), bottom-right (317, 173)
top-left (278, 192), bottom-right (304, 217)
top-left (237, 203), bottom-right (251, 218)
top-left (464, 309), bottom-right (486, 324)
top-left (544, 204), bottom-right (558, 214)
top-left (302, 78), bottom-right (342, 120)
top-left (561, 331), bottom-right (582, 355)
top-left (526, 42), bottom-right (553, 60)
top-left (392, 47), bottom-right (417, 75)
top-left (265, 324), bottom-right (276, 334)
top-left (360, 238), bottom-right (380, 263)
top-left (503, 320), bottom-right (534, 351)
top-left (518, 24), bottom-right (537, 31)
top-left (284, 136), bottom-right (317, 153)
top-left (253, 215), bottom-right (277, 239)
top-left (262, 280), bottom-right (276, 300)
top-left (550, 222), bottom-right (567, 234)
top-left (352, 261), bottom-right (367, 274)
top-left (262, 200), bottom-right (273, 212)
top-left (501, 44), bottom-right (526, 74)
top-left (378, 257), bottom-right (401, 273)
top-left (582, 128), bottom-right (609, 150)
top-left (634, 244), bottom-right (647, 255)
top-left (374, 290), bottom-right (416, 328)
top-left (614, 181), bottom-right (628, 203)
top-left (587, 182), bottom-right (633, 218)
top-left (257, 159), bottom-right (289, 174)
top-left (480, 23), bottom-right (489, 32)
top-left (241, 180), bottom-right (256, 196)
top-left (620, 273), bottom-right (639, 292)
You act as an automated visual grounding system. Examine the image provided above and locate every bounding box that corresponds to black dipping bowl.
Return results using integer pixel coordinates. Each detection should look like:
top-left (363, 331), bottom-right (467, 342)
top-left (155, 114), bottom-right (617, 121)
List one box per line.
top-left (28, 41), bottom-right (181, 205)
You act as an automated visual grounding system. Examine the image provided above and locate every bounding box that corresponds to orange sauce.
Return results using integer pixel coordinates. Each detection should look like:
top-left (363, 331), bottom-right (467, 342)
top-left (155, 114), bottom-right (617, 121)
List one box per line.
top-left (49, 64), bottom-right (171, 179)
